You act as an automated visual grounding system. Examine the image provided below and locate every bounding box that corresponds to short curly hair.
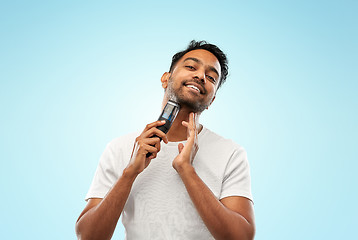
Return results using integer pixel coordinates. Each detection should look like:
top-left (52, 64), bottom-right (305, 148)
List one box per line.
top-left (169, 40), bottom-right (228, 90)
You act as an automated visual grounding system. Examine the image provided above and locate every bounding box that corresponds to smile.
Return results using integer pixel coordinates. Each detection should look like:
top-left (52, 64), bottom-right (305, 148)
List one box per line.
top-left (186, 84), bottom-right (201, 93)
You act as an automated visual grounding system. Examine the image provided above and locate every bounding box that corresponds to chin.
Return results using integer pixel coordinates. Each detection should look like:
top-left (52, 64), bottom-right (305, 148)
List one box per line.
top-left (177, 97), bottom-right (208, 113)
top-left (166, 85), bottom-right (209, 112)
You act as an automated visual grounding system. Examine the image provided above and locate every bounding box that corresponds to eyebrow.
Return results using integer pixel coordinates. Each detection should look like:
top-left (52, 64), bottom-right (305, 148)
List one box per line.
top-left (183, 57), bottom-right (220, 77)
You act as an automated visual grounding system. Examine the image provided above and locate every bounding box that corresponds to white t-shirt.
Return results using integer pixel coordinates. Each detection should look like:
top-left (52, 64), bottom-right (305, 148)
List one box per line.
top-left (86, 127), bottom-right (252, 240)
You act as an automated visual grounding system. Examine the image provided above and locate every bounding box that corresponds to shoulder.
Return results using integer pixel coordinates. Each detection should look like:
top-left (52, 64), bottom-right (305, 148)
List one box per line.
top-left (200, 127), bottom-right (245, 153)
top-left (105, 131), bottom-right (140, 151)
top-left (97, 131), bottom-right (140, 170)
top-left (197, 127), bottom-right (248, 169)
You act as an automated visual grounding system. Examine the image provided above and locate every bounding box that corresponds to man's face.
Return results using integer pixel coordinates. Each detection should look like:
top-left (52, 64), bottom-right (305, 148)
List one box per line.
top-left (164, 49), bottom-right (221, 113)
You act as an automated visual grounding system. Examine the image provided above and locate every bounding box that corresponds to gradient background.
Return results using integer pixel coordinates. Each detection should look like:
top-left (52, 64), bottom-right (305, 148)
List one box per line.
top-left (1, 0), bottom-right (357, 239)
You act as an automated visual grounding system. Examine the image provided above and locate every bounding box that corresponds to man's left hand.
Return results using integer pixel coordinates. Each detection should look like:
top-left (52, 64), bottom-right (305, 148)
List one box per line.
top-left (172, 112), bottom-right (199, 172)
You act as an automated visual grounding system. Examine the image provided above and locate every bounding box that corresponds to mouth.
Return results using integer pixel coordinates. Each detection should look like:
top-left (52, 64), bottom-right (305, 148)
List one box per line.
top-left (184, 82), bottom-right (205, 95)
top-left (186, 84), bottom-right (201, 94)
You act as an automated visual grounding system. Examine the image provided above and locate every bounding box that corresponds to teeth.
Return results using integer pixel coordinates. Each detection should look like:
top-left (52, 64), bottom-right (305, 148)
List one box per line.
top-left (187, 85), bottom-right (200, 93)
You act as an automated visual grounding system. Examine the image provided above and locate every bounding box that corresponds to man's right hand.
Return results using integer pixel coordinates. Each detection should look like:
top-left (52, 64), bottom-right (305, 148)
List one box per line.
top-left (126, 120), bottom-right (169, 175)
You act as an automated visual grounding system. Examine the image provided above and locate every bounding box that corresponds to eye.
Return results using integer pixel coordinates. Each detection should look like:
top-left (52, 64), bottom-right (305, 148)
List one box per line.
top-left (206, 75), bottom-right (216, 83)
top-left (185, 65), bottom-right (195, 70)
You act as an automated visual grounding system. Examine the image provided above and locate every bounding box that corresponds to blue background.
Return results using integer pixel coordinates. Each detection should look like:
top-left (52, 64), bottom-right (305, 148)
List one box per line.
top-left (1, 0), bottom-right (357, 239)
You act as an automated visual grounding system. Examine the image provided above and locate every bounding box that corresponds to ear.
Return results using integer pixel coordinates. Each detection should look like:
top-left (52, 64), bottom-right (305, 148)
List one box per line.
top-left (161, 72), bottom-right (171, 89)
top-left (206, 95), bottom-right (216, 110)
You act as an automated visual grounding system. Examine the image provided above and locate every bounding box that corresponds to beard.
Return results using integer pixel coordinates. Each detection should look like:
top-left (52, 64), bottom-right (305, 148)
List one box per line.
top-left (166, 76), bottom-right (211, 113)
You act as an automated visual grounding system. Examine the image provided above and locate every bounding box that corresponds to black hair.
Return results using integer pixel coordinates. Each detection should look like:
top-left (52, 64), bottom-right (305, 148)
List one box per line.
top-left (169, 40), bottom-right (228, 90)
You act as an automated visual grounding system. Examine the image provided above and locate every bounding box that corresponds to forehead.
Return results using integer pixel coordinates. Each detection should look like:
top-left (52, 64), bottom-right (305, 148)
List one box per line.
top-left (180, 49), bottom-right (221, 75)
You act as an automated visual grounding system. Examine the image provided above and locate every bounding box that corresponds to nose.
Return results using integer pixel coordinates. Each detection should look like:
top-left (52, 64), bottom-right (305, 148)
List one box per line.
top-left (194, 69), bottom-right (206, 84)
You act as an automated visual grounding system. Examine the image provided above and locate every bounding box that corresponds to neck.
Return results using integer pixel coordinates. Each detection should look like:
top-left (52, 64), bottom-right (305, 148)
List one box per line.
top-left (161, 98), bottom-right (202, 142)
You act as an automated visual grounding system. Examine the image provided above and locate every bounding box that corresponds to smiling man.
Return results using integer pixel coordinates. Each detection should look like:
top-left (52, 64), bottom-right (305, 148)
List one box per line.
top-left (76, 40), bottom-right (255, 240)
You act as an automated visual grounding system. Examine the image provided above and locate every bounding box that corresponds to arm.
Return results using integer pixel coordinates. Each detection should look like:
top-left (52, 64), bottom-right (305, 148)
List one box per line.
top-left (175, 166), bottom-right (255, 240)
top-left (75, 168), bottom-right (137, 240)
top-left (76, 121), bottom-right (169, 240)
top-left (172, 113), bottom-right (255, 240)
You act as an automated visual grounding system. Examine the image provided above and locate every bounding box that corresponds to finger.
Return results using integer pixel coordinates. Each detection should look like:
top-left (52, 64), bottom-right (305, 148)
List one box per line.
top-left (162, 134), bottom-right (169, 144)
top-left (183, 119), bottom-right (195, 135)
top-left (193, 113), bottom-right (198, 131)
top-left (142, 136), bottom-right (161, 144)
top-left (188, 113), bottom-right (196, 133)
top-left (143, 120), bottom-right (166, 132)
top-left (154, 139), bottom-right (161, 153)
top-left (194, 144), bottom-right (199, 155)
top-left (178, 143), bottom-right (184, 153)
top-left (181, 120), bottom-right (191, 139)
top-left (141, 138), bottom-right (161, 160)
top-left (142, 138), bottom-right (161, 152)
top-left (138, 138), bottom-right (159, 153)
top-left (151, 128), bottom-right (168, 143)
top-left (182, 120), bottom-right (194, 142)
top-left (148, 151), bottom-right (157, 160)
top-left (142, 127), bottom-right (168, 143)
top-left (193, 114), bottom-right (198, 140)
top-left (139, 142), bottom-right (159, 156)
top-left (189, 112), bottom-right (194, 126)
top-left (189, 113), bottom-right (197, 132)
top-left (182, 120), bottom-right (189, 128)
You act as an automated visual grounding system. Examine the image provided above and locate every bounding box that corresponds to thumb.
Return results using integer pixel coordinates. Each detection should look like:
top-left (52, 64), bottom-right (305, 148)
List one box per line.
top-left (178, 143), bottom-right (184, 153)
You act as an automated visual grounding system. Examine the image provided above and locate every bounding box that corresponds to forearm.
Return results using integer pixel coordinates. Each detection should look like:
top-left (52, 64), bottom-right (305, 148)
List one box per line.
top-left (76, 168), bottom-right (137, 240)
top-left (177, 164), bottom-right (254, 240)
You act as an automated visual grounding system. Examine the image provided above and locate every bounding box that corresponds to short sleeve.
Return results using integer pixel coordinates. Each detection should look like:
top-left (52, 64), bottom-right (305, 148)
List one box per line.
top-left (85, 140), bottom-right (127, 201)
top-left (220, 146), bottom-right (253, 202)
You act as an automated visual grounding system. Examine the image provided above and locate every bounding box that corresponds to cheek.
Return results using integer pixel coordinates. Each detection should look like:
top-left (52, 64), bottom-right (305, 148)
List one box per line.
top-left (171, 74), bottom-right (186, 87)
top-left (175, 70), bottom-right (192, 80)
top-left (207, 84), bottom-right (217, 96)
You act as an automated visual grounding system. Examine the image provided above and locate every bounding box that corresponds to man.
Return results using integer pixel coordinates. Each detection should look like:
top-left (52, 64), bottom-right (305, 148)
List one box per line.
top-left (76, 40), bottom-right (255, 240)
